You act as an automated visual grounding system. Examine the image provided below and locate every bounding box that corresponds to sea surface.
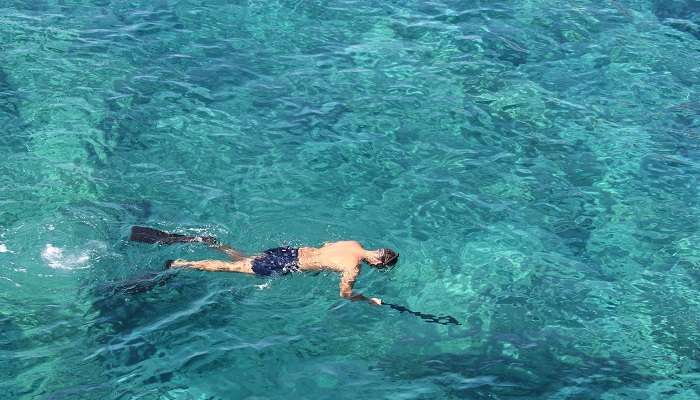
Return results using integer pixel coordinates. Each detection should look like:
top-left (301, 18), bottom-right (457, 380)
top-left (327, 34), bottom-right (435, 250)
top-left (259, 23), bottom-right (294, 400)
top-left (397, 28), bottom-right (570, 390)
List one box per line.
top-left (1, 0), bottom-right (700, 399)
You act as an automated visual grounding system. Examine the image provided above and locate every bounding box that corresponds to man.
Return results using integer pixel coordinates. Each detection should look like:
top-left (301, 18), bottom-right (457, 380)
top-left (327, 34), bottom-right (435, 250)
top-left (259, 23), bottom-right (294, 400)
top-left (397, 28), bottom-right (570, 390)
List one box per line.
top-left (130, 226), bottom-right (399, 305)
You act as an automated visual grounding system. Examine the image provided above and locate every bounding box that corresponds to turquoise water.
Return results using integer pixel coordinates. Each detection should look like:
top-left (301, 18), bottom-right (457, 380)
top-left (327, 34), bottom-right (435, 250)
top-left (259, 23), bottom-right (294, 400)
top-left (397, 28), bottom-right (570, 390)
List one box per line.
top-left (1, 0), bottom-right (700, 398)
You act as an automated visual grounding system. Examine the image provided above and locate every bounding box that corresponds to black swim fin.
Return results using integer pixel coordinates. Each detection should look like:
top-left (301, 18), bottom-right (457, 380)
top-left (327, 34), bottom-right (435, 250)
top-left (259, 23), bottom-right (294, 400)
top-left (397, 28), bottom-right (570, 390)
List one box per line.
top-left (112, 270), bottom-right (178, 295)
top-left (129, 226), bottom-right (199, 244)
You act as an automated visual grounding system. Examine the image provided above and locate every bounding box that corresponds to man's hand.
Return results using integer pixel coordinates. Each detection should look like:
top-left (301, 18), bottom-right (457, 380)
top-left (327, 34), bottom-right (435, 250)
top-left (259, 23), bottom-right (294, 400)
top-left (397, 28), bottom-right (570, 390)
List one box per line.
top-left (369, 297), bottom-right (382, 306)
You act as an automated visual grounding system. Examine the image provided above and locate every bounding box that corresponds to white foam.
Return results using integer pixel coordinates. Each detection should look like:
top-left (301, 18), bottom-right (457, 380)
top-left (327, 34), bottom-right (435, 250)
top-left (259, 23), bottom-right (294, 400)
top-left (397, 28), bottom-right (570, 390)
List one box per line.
top-left (41, 243), bottom-right (91, 270)
top-left (0, 244), bottom-right (8, 253)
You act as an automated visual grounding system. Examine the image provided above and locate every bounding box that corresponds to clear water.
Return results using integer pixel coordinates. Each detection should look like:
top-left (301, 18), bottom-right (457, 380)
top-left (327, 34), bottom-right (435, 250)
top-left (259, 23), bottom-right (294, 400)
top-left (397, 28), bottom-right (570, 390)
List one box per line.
top-left (1, 0), bottom-right (699, 398)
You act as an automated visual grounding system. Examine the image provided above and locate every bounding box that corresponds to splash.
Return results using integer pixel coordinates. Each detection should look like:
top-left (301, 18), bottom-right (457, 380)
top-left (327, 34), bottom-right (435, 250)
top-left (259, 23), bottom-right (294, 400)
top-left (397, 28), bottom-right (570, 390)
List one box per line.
top-left (41, 242), bottom-right (104, 270)
top-left (0, 244), bottom-right (8, 253)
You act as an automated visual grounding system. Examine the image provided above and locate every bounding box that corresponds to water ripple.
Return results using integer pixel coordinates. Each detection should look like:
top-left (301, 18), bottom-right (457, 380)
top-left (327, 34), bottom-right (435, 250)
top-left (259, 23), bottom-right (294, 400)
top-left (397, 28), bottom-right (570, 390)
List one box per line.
top-left (1, 0), bottom-right (700, 398)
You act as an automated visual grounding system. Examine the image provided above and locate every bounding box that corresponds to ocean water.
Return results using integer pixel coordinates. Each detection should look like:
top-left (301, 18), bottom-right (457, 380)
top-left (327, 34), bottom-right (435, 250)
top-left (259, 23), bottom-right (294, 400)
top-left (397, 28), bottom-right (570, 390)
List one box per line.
top-left (1, 0), bottom-right (699, 398)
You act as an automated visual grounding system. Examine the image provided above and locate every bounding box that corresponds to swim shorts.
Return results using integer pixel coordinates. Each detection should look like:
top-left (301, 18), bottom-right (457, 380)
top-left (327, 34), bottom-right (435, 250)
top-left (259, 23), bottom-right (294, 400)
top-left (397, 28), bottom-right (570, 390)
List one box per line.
top-left (252, 247), bottom-right (300, 276)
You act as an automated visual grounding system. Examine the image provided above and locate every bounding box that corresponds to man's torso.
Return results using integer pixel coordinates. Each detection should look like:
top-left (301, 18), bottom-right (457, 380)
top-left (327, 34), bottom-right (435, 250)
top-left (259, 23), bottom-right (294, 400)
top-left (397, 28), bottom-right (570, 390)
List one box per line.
top-left (297, 241), bottom-right (362, 273)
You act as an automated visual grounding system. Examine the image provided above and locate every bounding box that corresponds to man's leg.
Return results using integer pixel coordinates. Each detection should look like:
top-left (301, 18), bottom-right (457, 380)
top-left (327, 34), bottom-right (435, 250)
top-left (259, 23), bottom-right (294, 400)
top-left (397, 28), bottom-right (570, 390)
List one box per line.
top-left (184, 235), bottom-right (247, 261)
top-left (168, 258), bottom-right (254, 274)
top-left (130, 226), bottom-right (247, 261)
top-left (208, 243), bottom-right (246, 261)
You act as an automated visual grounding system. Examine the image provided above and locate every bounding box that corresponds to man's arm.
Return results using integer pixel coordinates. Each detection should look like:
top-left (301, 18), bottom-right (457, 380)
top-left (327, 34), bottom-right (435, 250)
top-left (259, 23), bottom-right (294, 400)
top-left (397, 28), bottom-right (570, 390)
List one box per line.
top-left (340, 270), bottom-right (381, 305)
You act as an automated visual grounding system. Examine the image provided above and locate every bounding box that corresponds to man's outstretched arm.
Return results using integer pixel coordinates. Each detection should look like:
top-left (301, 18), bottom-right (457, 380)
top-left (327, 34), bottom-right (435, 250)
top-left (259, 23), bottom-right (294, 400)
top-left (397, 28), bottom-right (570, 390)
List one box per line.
top-left (340, 271), bottom-right (381, 305)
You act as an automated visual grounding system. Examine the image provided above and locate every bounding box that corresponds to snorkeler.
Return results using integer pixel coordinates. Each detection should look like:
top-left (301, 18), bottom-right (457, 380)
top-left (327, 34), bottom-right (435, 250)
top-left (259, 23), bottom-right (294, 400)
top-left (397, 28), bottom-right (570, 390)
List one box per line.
top-left (129, 226), bottom-right (398, 305)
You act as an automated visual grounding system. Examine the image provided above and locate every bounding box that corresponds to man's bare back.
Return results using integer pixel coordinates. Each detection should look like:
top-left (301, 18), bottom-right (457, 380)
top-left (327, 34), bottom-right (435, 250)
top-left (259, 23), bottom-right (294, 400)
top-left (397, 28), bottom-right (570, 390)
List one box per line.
top-left (160, 232), bottom-right (399, 305)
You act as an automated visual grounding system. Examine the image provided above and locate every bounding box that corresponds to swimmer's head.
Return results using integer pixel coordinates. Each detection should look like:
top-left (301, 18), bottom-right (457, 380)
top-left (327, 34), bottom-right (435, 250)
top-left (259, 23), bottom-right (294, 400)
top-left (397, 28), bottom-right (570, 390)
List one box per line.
top-left (365, 248), bottom-right (399, 269)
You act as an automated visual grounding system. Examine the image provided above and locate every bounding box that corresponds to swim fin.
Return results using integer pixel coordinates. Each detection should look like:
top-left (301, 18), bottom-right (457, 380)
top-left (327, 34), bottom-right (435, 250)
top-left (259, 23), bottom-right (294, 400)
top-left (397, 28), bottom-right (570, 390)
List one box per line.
top-left (112, 270), bottom-right (178, 294)
top-left (129, 226), bottom-right (200, 244)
